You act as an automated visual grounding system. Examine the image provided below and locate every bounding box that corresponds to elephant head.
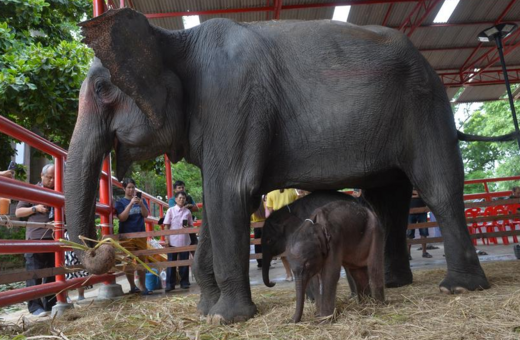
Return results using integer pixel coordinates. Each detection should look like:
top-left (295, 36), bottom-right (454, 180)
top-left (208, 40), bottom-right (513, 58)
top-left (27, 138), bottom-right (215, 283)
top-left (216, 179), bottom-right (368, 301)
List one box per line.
top-left (64, 56), bottom-right (186, 274)
top-left (286, 217), bottom-right (331, 323)
top-left (261, 210), bottom-right (303, 287)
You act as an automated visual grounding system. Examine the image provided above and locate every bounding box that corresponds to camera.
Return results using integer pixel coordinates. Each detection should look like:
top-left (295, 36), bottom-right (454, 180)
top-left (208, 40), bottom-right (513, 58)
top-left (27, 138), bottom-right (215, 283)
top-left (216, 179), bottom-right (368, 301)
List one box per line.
top-left (8, 161), bottom-right (16, 171)
top-left (182, 219), bottom-right (188, 227)
top-left (136, 192), bottom-right (142, 199)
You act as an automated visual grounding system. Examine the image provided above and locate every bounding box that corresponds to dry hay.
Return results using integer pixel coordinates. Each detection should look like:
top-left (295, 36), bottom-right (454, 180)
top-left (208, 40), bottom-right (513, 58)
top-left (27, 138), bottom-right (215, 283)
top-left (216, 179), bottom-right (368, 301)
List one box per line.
top-left (3, 261), bottom-right (520, 340)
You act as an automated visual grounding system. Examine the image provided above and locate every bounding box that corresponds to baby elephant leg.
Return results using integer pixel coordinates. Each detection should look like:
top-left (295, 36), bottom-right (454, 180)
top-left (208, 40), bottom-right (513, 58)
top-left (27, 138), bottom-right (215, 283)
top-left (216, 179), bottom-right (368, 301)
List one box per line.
top-left (349, 268), bottom-right (370, 303)
top-left (317, 265), bottom-right (341, 318)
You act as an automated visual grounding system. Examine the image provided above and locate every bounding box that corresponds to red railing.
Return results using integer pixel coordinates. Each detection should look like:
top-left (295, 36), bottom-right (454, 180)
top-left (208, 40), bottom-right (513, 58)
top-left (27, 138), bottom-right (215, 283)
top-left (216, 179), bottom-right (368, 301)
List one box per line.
top-left (0, 114), bottom-right (169, 308)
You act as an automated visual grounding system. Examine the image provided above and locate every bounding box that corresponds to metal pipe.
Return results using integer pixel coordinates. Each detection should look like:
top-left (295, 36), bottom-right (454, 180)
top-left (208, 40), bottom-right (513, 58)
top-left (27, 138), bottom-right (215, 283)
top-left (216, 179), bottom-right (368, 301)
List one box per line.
top-left (0, 274), bottom-right (115, 308)
top-left (0, 177), bottom-right (112, 215)
top-left (0, 116), bottom-right (67, 158)
top-left (0, 240), bottom-right (69, 255)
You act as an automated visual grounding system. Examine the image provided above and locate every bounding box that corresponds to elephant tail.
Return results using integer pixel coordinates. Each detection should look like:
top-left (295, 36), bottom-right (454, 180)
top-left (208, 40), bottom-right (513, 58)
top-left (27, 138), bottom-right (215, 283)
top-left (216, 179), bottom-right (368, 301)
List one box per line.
top-left (457, 130), bottom-right (519, 142)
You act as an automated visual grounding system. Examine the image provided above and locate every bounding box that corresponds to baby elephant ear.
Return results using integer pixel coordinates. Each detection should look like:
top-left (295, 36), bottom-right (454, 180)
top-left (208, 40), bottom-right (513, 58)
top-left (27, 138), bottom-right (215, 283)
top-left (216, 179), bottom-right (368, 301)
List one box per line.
top-left (79, 8), bottom-right (166, 129)
top-left (320, 224), bottom-right (331, 254)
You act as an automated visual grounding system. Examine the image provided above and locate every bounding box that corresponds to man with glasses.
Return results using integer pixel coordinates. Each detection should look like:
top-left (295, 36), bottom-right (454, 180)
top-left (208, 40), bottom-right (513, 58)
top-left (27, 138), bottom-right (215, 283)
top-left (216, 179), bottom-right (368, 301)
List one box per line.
top-left (15, 164), bottom-right (56, 317)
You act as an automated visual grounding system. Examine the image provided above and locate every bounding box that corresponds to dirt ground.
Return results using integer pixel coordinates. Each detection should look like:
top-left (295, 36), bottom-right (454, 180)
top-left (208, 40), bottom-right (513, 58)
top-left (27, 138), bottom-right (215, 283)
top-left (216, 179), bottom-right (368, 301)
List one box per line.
top-left (2, 243), bottom-right (520, 340)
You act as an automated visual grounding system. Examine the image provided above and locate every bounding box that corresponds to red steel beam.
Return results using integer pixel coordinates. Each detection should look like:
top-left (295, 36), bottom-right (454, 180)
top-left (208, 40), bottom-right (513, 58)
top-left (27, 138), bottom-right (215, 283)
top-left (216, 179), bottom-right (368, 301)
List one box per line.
top-left (274, 0), bottom-right (283, 20)
top-left (400, 0), bottom-right (442, 37)
top-left (458, 0), bottom-right (518, 80)
top-left (439, 67), bottom-right (520, 87)
top-left (0, 274), bottom-right (115, 308)
top-left (463, 29), bottom-right (520, 84)
top-left (382, 3), bottom-right (394, 26)
top-left (145, 0), bottom-right (419, 19)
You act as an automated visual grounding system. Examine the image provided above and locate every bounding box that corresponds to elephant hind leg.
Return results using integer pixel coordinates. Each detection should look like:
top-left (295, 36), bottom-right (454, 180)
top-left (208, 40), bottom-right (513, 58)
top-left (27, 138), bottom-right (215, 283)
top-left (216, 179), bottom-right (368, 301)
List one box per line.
top-left (367, 212), bottom-right (385, 302)
top-left (363, 181), bottom-right (413, 288)
top-left (406, 148), bottom-right (490, 292)
top-left (349, 268), bottom-right (370, 303)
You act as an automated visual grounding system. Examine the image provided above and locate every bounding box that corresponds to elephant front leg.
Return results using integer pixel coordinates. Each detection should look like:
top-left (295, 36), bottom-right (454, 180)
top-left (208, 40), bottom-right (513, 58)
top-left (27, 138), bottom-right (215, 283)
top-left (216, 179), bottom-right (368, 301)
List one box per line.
top-left (316, 263), bottom-right (341, 320)
top-left (204, 193), bottom-right (257, 324)
top-left (192, 213), bottom-right (220, 316)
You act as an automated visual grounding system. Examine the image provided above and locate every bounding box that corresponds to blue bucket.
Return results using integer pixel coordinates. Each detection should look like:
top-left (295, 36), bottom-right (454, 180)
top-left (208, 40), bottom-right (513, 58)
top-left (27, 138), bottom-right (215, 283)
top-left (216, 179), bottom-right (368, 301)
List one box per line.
top-left (145, 269), bottom-right (159, 291)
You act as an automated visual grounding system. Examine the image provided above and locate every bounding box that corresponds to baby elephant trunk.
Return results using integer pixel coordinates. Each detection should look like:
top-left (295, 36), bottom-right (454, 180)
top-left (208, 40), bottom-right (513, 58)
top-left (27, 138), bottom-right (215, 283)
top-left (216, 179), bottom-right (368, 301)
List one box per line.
top-left (292, 276), bottom-right (307, 323)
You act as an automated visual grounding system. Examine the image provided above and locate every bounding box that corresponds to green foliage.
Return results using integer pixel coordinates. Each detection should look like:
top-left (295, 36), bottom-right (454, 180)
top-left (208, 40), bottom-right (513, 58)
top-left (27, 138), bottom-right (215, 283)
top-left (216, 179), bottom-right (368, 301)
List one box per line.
top-left (131, 157), bottom-right (202, 203)
top-left (0, 0), bottom-right (92, 165)
top-left (458, 93), bottom-right (520, 193)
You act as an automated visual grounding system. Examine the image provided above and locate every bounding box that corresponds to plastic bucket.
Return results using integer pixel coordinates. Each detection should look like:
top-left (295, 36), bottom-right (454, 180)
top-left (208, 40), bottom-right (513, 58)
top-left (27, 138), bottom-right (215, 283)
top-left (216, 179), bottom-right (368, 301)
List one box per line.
top-left (145, 269), bottom-right (159, 291)
top-left (0, 198), bottom-right (10, 215)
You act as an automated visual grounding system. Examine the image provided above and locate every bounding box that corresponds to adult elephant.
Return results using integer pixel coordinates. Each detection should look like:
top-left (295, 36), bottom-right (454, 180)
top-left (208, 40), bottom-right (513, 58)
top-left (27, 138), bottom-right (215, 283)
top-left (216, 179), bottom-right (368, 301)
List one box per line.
top-left (66, 8), bottom-right (515, 324)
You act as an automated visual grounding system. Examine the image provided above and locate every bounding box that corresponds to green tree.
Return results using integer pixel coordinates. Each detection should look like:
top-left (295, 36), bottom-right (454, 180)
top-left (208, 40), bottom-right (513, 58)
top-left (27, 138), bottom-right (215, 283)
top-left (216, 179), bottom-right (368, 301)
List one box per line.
top-left (0, 0), bottom-right (92, 167)
top-left (458, 95), bottom-right (520, 193)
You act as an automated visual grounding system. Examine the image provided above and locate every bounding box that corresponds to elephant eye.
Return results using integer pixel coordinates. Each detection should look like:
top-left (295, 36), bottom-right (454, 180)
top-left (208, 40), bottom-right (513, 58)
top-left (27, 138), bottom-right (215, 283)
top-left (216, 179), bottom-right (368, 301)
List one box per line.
top-left (95, 81), bottom-right (104, 95)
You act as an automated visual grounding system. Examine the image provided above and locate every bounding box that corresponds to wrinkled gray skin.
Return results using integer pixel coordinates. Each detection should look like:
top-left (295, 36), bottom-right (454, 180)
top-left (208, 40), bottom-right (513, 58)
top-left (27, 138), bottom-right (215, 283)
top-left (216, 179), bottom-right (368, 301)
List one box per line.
top-left (66, 8), bottom-right (492, 324)
top-left (287, 201), bottom-right (385, 323)
top-left (261, 191), bottom-right (358, 291)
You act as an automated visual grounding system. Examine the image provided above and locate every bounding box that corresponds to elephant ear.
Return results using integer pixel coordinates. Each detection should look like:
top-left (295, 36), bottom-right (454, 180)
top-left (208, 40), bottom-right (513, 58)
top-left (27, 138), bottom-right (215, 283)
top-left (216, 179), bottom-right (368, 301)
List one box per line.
top-left (312, 214), bottom-right (331, 257)
top-left (79, 8), bottom-right (166, 129)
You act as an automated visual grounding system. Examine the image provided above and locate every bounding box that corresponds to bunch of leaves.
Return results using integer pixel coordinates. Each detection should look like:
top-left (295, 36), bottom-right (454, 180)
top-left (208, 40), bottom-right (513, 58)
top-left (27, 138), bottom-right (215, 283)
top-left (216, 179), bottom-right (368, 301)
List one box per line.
top-left (0, 0), bottom-right (93, 165)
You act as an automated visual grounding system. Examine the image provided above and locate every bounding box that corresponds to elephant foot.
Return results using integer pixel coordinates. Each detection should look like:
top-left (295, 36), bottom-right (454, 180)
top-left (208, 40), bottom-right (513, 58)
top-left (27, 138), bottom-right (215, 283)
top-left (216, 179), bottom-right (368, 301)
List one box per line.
top-left (439, 270), bottom-right (490, 294)
top-left (197, 290), bottom-right (220, 316)
top-left (384, 269), bottom-right (413, 288)
top-left (206, 298), bottom-right (257, 325)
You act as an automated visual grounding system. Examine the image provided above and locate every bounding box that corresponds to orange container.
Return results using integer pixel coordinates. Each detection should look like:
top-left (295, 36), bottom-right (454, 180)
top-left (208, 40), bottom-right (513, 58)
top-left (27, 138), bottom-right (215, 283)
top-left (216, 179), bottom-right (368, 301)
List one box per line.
top-left (0, 198), bottom-right (10, 215)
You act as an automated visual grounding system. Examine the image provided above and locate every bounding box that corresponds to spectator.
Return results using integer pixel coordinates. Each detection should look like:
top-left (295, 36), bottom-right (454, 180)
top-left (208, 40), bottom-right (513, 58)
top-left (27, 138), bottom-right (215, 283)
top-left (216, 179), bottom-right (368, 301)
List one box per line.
top-left (407, 189), bottom-right (432, 259)
top-left (115, 178), bottom-right (151, 295)
top-left (168, 180), bottom-right (199, 250)
top-left (168, 180), bottom-right (199, 212)
top-left (266, 189), bottom-right (298, 281)
top-left (163, 191), bottom-right (192, 290)
top-left (0, 170), bottom-right (14, 178)
top-left (251, 196), bottom-right (266, 269)
top-left (15, 164), bottom-right (56, 317)
top-left (510, 186), bottom-right (520, 199)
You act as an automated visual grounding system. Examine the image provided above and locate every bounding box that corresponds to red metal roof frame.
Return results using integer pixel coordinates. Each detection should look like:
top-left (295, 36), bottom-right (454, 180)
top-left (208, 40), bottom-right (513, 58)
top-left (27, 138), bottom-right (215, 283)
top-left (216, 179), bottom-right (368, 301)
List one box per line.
top-left (100, 0), bottom-right (520, 98)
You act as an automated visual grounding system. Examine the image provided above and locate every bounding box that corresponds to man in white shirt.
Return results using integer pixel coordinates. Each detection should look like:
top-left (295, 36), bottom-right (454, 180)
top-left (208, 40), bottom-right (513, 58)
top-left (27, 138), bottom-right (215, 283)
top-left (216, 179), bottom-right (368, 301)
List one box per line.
top-left (163, 191), bottom-right (192, 290)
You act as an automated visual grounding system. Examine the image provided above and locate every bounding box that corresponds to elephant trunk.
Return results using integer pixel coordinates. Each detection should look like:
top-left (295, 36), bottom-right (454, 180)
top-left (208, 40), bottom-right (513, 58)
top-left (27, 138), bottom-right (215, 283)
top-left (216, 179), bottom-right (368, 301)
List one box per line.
top-left (292, 275), bottom-right (307, 323)
top-left (64, 111), bottom-right (115, 275)
top-left (262, 253), bottom-right (275, 287)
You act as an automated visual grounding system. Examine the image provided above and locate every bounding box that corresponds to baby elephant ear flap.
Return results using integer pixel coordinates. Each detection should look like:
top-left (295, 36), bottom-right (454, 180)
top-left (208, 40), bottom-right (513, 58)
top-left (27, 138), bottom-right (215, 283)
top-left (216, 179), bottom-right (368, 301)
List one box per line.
top-left (79, 8), bottom-right (166, 129)
top-left (315, 215), bottom-right (331, 257)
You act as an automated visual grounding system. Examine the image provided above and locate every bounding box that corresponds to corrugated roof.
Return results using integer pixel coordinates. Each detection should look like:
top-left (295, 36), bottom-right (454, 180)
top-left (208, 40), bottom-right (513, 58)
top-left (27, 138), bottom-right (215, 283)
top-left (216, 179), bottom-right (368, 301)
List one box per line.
top-left (123, 0), bottom-right (520, 102)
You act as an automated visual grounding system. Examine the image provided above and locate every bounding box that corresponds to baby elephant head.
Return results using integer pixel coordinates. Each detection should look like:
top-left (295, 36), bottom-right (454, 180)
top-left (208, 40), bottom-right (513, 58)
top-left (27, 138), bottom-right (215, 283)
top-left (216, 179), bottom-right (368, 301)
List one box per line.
top-left (287, 217), bottom-right (331, 322)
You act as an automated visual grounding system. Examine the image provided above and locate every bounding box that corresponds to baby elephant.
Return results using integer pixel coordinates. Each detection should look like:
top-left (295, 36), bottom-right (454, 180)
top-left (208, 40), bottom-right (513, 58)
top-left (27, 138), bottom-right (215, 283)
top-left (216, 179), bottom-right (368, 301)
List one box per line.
top-left (287, 200), bottom-right (385, 323)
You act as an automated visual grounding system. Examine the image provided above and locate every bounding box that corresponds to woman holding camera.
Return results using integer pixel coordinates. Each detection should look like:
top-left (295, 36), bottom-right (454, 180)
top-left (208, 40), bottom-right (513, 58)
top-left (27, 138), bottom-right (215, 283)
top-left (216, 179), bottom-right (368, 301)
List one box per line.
top-left (163, 191), bottom-right (192, 290)
top-left (115, 178), bottom-right (150, 295)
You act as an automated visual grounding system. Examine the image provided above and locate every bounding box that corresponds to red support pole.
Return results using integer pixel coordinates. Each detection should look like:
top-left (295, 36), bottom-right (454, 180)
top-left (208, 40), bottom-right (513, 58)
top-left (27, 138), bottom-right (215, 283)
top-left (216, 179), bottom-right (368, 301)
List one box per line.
top-left (165, 155), bottom-right (173, 201)
top-left (93, 0), bottom-right (105, 17)
top-left (99, 156), bottom-right (113, 236)
top-left (53, 157), bottom-right (66, 303)
top-left (145, 197), bottom-right (153, 237)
